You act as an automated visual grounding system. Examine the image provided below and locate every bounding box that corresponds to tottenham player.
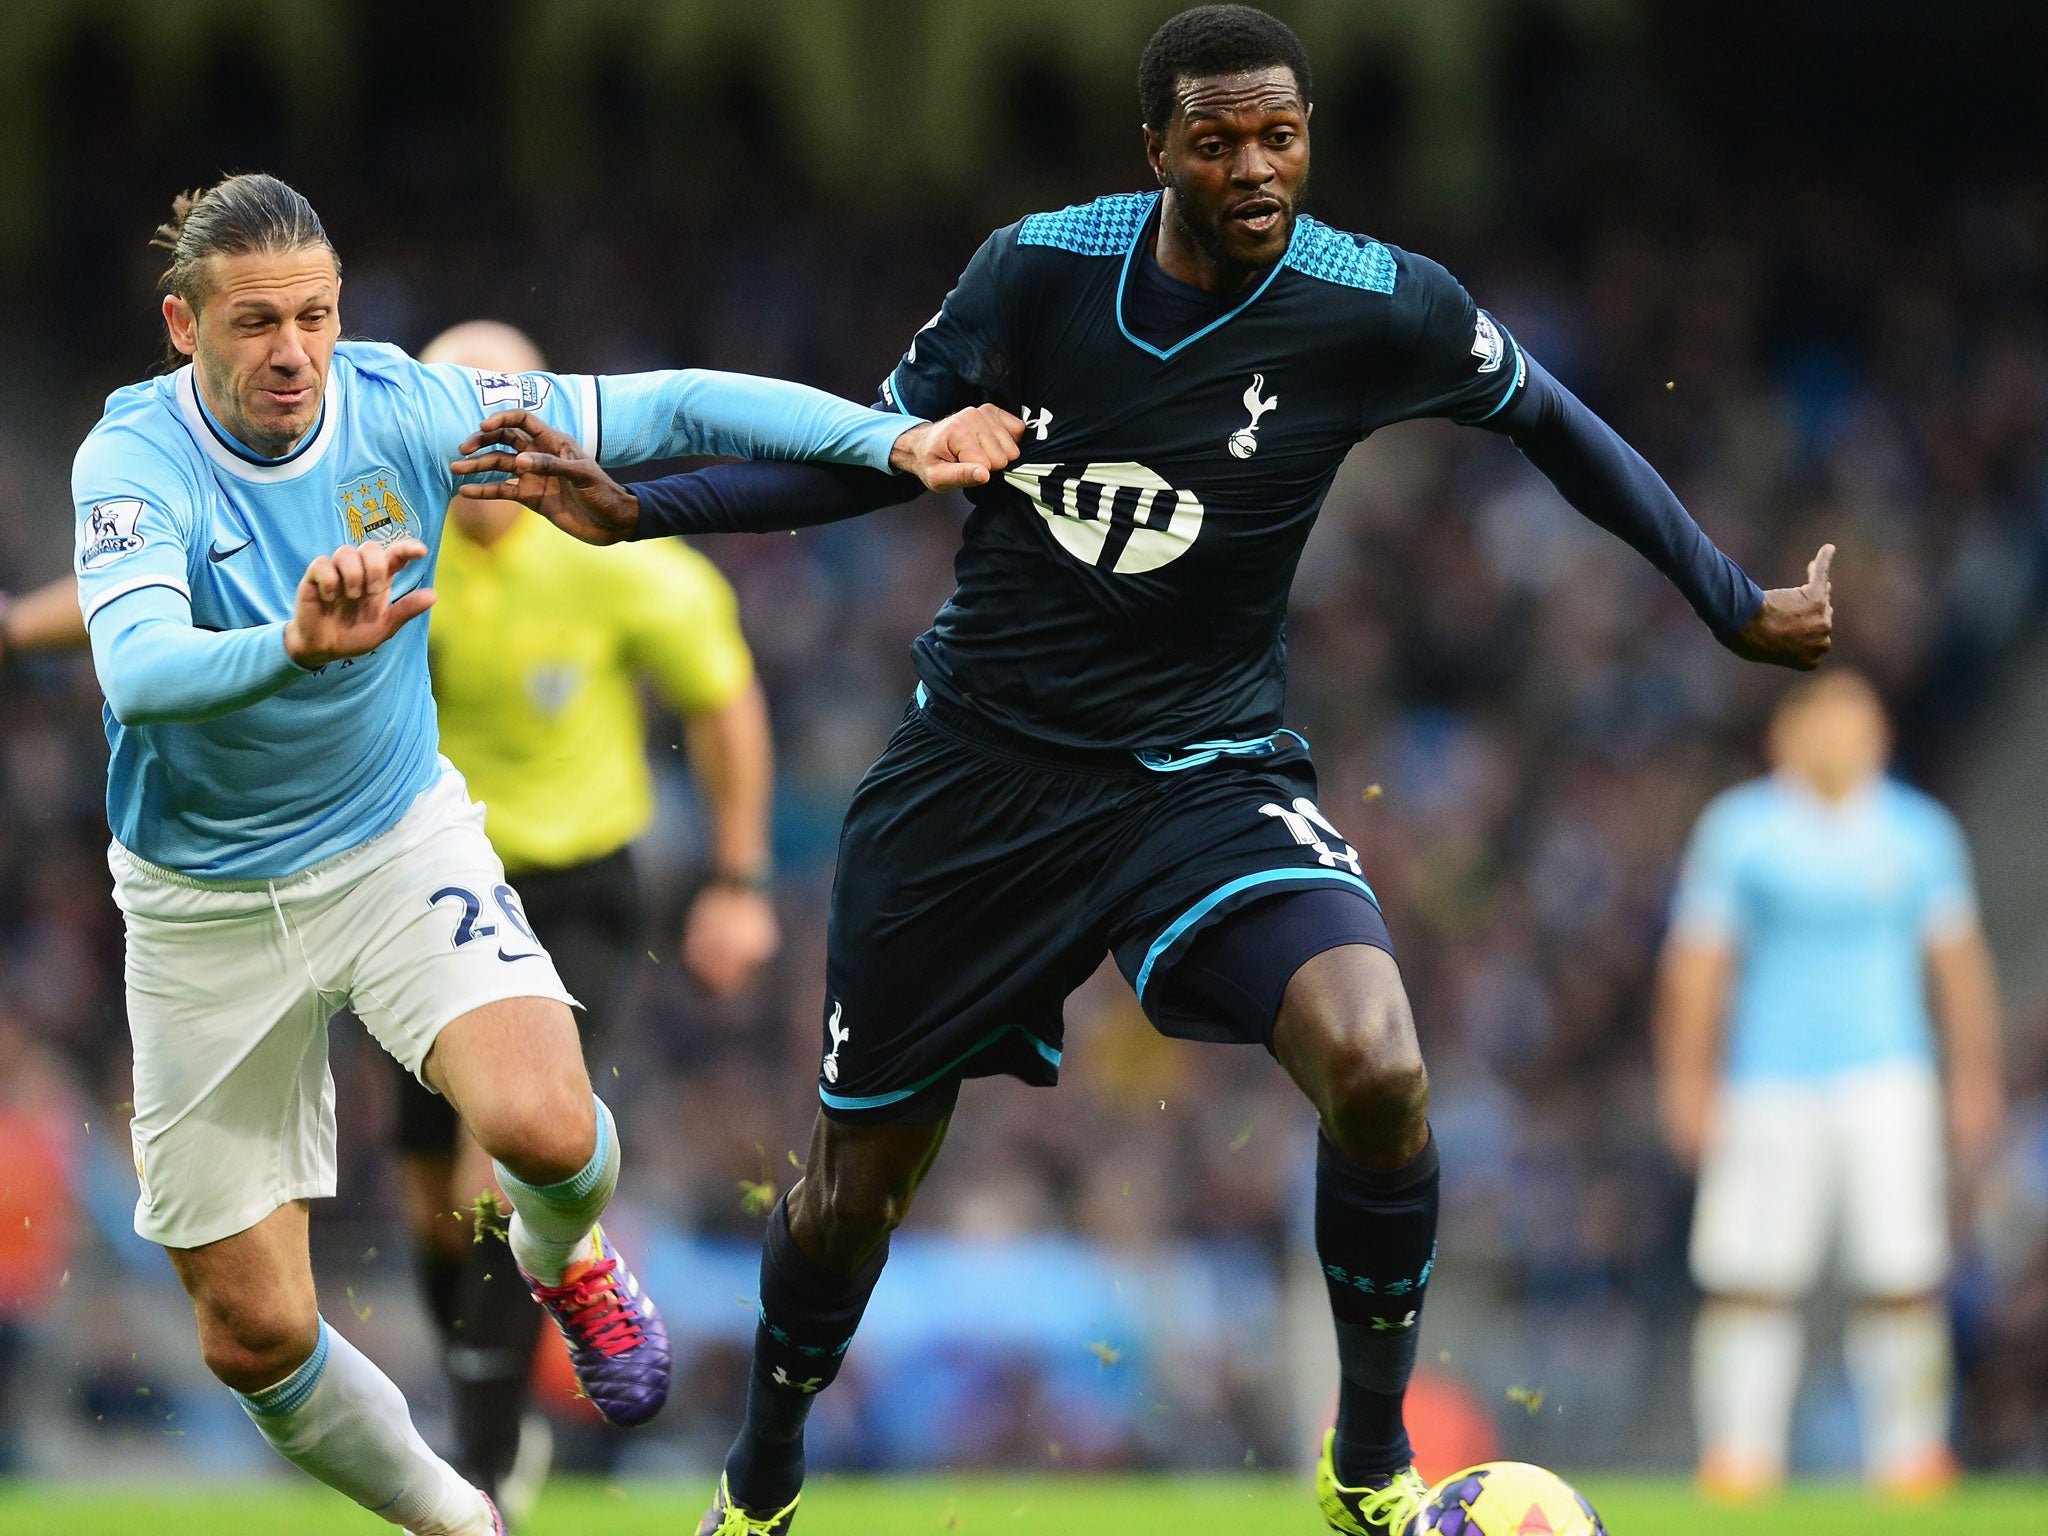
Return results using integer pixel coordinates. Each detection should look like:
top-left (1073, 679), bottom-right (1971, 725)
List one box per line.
top-left (73, 174), bottom-right (1011, 1536)
top-left (458, 9), bottom-right (1834, 1532)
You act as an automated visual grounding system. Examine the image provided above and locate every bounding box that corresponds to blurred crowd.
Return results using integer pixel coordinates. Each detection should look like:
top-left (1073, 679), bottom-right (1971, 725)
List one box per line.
top-left (5, 148), bottom-right (2048, 1471)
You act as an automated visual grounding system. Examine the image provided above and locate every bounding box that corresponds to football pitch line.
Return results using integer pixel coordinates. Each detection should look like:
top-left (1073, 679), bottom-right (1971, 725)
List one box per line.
top-left (2, 1474), bottom-right (2045, 1533)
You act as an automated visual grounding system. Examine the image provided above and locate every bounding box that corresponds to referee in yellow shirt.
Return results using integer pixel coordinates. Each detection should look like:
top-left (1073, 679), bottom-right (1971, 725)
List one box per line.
top-left (404, 322), bottom-right (779, 1518)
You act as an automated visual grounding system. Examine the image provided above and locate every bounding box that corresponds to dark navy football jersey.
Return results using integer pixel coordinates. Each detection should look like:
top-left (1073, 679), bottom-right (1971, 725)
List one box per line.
top-left (881, 190), bottom-right (1527, 751)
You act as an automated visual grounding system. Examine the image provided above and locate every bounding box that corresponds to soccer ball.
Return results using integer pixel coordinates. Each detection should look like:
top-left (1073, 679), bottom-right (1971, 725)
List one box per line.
top-left (1403, 1462), bottom-right (1607, 1535)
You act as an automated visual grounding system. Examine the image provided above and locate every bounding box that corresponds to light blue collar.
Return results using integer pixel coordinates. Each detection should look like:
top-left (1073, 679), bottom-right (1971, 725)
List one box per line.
top-left (1115, 193), bottom-right (1302, 362)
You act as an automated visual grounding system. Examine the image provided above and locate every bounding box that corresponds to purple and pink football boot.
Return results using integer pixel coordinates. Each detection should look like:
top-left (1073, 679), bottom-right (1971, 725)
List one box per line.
top-left (521, 1223), bottom-right (670, 1427)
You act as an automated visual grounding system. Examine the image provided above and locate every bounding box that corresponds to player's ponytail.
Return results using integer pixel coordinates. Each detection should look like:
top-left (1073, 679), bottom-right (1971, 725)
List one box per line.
top-left (151, 173), bottom-right (340, 310)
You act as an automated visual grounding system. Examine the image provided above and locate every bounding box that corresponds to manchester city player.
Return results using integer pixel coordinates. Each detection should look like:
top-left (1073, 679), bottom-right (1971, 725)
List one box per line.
top-left (1658, 672), bottom-right (2004, 1499)
top-left (73, 173), bottom-right (1012, 1536)
top-left (458, 10), bottom-right (1834, 1532)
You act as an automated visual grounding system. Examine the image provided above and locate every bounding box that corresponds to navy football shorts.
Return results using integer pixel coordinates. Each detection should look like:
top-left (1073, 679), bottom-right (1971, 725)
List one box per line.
top-left (816, 690), bottom-right (1394, 1124)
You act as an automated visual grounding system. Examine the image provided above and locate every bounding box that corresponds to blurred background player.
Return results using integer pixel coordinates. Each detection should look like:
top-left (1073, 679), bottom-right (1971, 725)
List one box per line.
top-left (1656, 670), bottom-right (2006, 1498)
top-left (402, 320), bottom-right (779, 1522)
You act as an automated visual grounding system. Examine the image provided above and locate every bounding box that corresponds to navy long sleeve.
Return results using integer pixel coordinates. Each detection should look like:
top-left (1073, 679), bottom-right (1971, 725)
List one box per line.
top-left (633, 461), bottom-right (918, 539)
top-left (1486, 355), bottom-right (1764, 641)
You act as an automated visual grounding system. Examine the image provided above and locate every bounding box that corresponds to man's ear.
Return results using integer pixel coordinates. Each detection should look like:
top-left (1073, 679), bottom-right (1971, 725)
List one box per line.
top-left (162, 294), bottom-right (199, 358)
top-left (1144, 126), bottom-right (1167, 186)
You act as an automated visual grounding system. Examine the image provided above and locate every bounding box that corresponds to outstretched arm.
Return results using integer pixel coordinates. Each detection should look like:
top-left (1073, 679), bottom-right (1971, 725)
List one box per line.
top-left (450, 404), bottom-right (1024, 543)
top-left (90, 539), bottom-right (434, 725)
top-left (1490, 357), bottom-right (1832, 668)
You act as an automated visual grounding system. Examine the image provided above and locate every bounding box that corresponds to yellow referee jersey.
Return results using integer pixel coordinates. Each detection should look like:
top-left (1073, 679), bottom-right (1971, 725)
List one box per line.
top-left (429, 515), bottom-right (754, 873)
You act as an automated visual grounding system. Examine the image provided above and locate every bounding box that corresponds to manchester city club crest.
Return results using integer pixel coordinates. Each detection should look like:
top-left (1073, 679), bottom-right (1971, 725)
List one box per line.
top-left (338, 470), bottom-right (419, 546)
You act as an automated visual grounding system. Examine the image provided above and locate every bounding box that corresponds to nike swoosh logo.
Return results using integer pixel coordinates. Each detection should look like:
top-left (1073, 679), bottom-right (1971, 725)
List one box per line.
top-left (207, 539), bottom-right (253, 563)
top-left (496, 949), bottom-right (542, 963)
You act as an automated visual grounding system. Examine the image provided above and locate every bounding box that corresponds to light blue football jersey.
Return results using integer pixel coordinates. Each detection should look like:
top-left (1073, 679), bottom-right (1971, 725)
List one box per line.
top-left (74, 342), bottom-right (910, 879)
top-left (1669, 774), bottom-right (1977, 1082)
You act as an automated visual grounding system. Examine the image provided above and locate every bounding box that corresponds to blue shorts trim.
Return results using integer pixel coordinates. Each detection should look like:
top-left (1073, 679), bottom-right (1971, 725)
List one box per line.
top-left (819, 1022), bottom-right (1062, 1112)
top-left (1134, 867), bottom-right (1379, 1002)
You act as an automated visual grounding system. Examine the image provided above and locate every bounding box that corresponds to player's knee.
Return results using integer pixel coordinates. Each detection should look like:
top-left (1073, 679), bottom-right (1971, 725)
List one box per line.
top-left (469, 1083), bottom-right (596, 1185)
top-left (800, 1178), bottom-right (919, 1274)
top-left (199, 1304), bottom-right (321, 1395)
top-left (1315, 1002), bottom-right (1429, 1161)
top-left (1326, 1044), bottom-right (1428, 1132)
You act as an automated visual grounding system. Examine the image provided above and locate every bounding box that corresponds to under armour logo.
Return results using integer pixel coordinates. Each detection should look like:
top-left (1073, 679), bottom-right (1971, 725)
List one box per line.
top-left (822, 1001), bottom-right (850, 1085)
top-left (773, 1366), bottom-right (825, 1394)
top-left (1021, 406), bottom-right (1054, 441)
top-left (1228, 373), bottom-right (1279, 458)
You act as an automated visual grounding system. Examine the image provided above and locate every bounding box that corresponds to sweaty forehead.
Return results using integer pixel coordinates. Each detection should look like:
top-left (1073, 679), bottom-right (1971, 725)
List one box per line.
top-left (1174, 66), bottom-right (1305, 128)
top-left (205, 249), bottom-right (338, 311)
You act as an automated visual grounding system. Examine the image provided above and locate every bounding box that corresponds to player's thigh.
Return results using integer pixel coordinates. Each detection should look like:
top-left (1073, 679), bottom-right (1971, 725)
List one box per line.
top-left (113, 849), bottom-right (340, 1251)
top-left (819, 713), bottom-right (1113, 1121)
top-left (1838, 1062), bottom-right (1950, 1297)
top-left (1107, 751), bottom-right (1382, 1045)
top-left (319, 773), bottom-right (580, 1094)
top-left (424, 995), bottom-right (593, 1178)
top-left (165, 1200), bottom-right (319, 1386)
top-left (1689, 1078), bottom-right (1833, 1298)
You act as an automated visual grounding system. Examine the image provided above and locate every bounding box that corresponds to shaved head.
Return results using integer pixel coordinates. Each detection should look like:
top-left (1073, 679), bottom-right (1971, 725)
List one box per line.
top-left (420, 319), bottom-right (546, 375)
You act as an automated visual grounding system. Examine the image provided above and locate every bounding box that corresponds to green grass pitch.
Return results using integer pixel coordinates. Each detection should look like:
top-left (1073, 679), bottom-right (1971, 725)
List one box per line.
top-left (2, 1475), bottom-right (2044, 1533)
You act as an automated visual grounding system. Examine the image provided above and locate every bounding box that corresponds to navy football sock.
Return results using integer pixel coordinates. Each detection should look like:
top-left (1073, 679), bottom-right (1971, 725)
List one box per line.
top-left (724, 1196), bottom-right (888, 1511)
top-left (1317, 1130), bottom-right (1440, 1483)
top-left (417, 1246), bottom-right (463, 1343)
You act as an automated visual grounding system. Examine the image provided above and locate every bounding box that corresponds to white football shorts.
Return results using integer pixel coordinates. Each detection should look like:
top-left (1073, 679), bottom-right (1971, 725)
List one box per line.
top-left (115, 766), bottom-right (576, 1249)
top-left (1689, 1060), bottom-right (1949, 1300)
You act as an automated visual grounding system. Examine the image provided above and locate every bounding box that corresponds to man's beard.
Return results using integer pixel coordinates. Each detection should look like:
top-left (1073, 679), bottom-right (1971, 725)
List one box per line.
top-left (1167, 169), bottom-right (1306, 278)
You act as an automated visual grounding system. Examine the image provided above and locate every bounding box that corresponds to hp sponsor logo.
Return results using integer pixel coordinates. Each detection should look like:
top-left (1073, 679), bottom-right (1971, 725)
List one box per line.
top-left (1003, 461), bottom-right (1204, 574)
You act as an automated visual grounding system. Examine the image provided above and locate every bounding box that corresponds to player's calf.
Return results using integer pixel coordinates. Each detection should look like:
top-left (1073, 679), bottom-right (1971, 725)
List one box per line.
top-left (1274, 946), bottom-right (1441, 1491)
top-left (719, 1114), bottom-right (947, 1521)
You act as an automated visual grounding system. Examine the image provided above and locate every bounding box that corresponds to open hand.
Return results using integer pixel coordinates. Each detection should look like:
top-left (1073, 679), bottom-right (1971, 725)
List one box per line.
top-left (889, 403), bottom-right (1026, 491)
top-left (284, 538), bottom-right (436, 670)
top-left (1726, 543), bottom-right (1834, 670)
top-left (452, 411), bottom-right (639, 544)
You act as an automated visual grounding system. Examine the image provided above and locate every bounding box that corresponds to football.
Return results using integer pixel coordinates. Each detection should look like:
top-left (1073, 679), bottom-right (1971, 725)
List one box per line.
top-left (1404, 1462), bottom-right (1608, 1536)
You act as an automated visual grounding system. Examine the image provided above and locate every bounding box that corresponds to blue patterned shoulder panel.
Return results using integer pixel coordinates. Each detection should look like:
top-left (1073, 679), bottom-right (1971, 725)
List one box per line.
top-left (1283, 217), bottom-right (1397, 294)
top-left (1017, 192), bottom-right (1159, 256)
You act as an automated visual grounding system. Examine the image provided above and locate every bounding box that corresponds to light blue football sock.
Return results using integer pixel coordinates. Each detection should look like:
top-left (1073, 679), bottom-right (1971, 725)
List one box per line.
top-left (494, 1093), bottom-right (620, 1284)
top-left (235, 1318), bottom-right (488, 1532)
